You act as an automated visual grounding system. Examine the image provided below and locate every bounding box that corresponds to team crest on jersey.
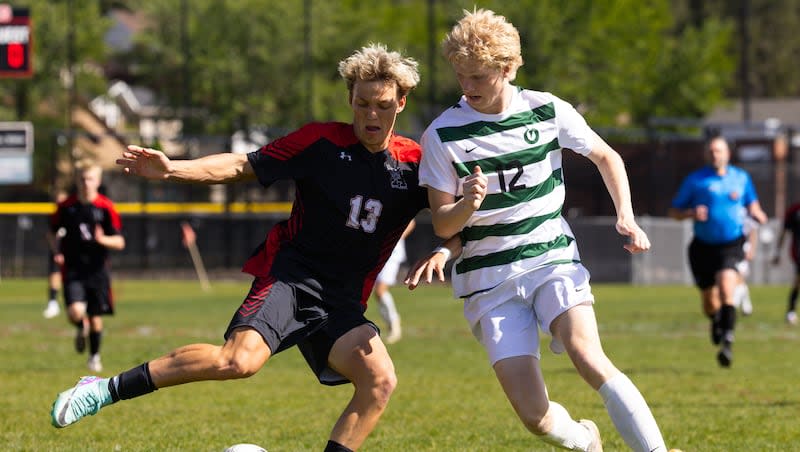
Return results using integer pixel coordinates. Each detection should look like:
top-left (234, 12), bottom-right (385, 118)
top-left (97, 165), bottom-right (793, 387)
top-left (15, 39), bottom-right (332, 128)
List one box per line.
top-left (385, 158), bottom-right (409, 190)
top-left (524, 128), bottom-right (540, 144)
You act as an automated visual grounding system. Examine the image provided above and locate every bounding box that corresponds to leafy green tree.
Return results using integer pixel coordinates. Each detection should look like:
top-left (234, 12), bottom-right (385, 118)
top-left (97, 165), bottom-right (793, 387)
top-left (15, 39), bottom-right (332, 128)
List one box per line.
top-left (0, 0), bottom-right (110, 195)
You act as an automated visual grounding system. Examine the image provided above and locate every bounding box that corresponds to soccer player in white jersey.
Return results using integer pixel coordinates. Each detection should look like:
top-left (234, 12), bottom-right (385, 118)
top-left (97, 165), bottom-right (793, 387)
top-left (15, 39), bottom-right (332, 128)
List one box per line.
top-left (411, 9), bottom-right (669, 452)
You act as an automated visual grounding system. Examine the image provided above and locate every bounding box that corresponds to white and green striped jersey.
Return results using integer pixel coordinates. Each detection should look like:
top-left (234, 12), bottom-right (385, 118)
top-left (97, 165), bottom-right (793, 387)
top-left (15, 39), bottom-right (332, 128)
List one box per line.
top-left (420, 88), bottom-right (596, 298)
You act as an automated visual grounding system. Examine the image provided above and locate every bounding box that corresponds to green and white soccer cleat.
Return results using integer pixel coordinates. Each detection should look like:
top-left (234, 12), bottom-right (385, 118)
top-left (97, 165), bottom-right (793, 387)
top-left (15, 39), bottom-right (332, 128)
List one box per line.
top-left (51, 376), bottom-right (112, 428)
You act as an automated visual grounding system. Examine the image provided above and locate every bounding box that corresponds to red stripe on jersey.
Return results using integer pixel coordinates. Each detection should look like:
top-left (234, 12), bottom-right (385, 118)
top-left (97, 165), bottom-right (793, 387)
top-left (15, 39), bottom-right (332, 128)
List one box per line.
top-left (239, 275), bottom-right (276, 317)
top-left (259, 122), bottom-right (360, 161)
top-left (241, 194), bottom-right (305, 277)
top-left (359, 223), bottom-right (407, 307)
top-left (93, 195), bottom-right (123, 231)
top-left (388, 134), bottom-right (422, 163)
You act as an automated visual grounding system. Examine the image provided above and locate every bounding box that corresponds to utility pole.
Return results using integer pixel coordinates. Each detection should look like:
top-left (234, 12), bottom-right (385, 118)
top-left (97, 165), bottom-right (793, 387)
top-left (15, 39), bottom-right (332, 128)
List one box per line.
top-left (739, 0), bottom-right (751, 123)
top-left (304, 0), bottom-right (313, 121)
top-left (426, 0), bottom-right (436, 124)
top-left (66, 0), bottom-right (75, 163)
top-left (180, 0), bottom-right (191, 131)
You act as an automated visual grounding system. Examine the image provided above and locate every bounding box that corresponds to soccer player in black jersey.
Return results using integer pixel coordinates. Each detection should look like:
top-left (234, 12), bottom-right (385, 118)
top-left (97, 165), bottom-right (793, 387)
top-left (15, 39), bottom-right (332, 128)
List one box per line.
top-left (48, 162), bottom-right (125, 372)
top-left (51, 44), bottom-right (427, 452)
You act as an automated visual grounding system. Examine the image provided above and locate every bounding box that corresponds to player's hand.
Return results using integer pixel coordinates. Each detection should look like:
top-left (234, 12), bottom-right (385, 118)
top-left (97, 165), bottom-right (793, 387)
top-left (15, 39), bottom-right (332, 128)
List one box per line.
top-left (462, 165), bottom-right (488, 211)
top-left (404, 251), bottom-right (448, 290)
top-left (752, 210), bottom-right (768, 225)
top-left (53, 253), bottom-right (65, 267)
top-left (616, 219), bottom-right (651, 254)
top-left (116, 145), bottom-right (172, 179)
top-left (694, 205), bottom-right (708, 222)
top-left (93, 224), bottom-right (107, 245)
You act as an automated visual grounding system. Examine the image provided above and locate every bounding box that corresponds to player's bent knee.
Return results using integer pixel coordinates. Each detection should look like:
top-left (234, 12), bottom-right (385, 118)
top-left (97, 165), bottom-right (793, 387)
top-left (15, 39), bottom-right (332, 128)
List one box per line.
top-left (367, 373), bottom-right (397, 408)
top-left (220, 353), bottom-right (263, 379)
top-left (354, 364), bottom-right (397, 407)
top-left (219, 345), bottom-right (270, 379)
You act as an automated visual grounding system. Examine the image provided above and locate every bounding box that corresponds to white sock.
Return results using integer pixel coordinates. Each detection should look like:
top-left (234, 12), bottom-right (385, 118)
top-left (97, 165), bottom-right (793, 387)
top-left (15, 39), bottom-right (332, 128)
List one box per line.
top-left (378, 292), bottom-right (400, 326)
top-left (599, 373), bottom-right (666, 452)
top-left (540, 401), bottom-right (591, 450)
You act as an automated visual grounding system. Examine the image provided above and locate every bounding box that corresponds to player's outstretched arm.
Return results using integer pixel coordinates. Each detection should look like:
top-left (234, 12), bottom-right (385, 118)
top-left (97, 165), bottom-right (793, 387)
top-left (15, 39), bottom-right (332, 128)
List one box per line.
top-left (116, 145), bottom-right (255, 184)
top-left (586, 134), bottom-right (650, 254)
top-left (404, 235), bottom-right (461, 290)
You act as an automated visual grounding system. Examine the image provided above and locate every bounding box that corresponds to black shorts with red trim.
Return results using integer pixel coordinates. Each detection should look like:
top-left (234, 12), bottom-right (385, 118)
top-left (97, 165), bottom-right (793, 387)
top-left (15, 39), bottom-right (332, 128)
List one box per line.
top-left (224, 276), bottom-right (378, 386)
top-left (63, 269), bottom-right (114, 316)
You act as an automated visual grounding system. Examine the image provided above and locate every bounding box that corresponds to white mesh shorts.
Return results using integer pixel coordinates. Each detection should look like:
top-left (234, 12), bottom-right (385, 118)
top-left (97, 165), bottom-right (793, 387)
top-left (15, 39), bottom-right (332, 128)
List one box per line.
top-left (468, 263), bottom-right (594, 365)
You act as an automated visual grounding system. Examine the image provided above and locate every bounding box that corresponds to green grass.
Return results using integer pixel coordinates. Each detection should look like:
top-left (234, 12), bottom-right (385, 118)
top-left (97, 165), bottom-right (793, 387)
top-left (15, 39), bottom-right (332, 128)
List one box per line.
top-left (1, 278), bottom-right (799, 451)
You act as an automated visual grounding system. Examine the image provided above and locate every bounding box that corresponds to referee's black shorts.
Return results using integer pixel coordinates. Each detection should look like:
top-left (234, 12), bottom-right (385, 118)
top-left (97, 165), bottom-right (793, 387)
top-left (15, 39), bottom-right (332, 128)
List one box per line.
top-left (688, 236), bottom-right (746, 289)
top-left (225, 276), bottom-right (378, 386)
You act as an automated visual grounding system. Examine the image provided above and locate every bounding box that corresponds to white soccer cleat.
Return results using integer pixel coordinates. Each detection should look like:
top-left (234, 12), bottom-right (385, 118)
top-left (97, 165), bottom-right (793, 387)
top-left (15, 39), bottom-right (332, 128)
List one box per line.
top-left (43, 300), bottom-right (61, 319)
top-left (579, 419), bottom-right (603, 452)
top-left (787, 311), bottom-right (798, 326)
top-left (87, 354), bottom-right (103, 373)
top-left (384, 320), bottom-right (402, 344)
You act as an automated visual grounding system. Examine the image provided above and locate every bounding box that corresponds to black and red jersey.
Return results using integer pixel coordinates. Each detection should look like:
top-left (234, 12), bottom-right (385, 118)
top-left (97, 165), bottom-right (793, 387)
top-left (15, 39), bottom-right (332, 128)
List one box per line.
top-left (783, 203), bottom-right (800, 262)
top-left (242, 122), bottom-right (429, 310)
top-left (50, 194), bottom-right (123, 273)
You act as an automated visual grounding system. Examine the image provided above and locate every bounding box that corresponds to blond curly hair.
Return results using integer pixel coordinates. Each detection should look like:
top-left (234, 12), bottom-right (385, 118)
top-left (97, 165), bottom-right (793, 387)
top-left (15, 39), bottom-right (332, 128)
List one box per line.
top-left (338, 43), bottom-right (420, 98)
top-left (442, 9), bottom-right (524, 81)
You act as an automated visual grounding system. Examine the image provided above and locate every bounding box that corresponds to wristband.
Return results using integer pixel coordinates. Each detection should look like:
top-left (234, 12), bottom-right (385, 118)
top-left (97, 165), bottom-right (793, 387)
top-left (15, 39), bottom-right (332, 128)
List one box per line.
top-left (433, 246), bottom-right (452, 262)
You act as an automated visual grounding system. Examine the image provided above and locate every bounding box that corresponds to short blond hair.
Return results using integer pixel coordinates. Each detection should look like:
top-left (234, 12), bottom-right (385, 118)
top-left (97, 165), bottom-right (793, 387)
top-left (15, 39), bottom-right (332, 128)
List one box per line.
top-left (443, 9), bottom-right (524, 80)
top-left (74, 159), bottom-right (102, 176)
top-left (338, 43), bottom-right (420, 98)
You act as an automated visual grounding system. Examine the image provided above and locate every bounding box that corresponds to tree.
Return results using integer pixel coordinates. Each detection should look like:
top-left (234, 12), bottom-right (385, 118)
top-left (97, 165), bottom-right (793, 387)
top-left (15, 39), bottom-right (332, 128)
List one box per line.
top-left (0, 0), bottom-right (111, 196)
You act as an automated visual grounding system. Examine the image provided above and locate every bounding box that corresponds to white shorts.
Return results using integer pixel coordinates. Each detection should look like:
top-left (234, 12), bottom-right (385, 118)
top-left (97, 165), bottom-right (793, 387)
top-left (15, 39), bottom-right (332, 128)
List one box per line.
top-left (468, 263), bottom-right (594, 365)
top-left (376, 238), bottom-right (407, 285)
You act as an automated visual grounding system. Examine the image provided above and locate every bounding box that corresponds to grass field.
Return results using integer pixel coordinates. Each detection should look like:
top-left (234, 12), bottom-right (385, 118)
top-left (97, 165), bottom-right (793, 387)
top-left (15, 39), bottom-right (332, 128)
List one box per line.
top-left (1, 277), bottom-right (799, 451)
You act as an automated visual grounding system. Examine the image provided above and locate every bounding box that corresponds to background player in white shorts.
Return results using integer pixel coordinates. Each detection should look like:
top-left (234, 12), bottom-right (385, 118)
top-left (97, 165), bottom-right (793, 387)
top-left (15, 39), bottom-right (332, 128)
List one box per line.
top-left (373, 219), bottom-right (415, 344)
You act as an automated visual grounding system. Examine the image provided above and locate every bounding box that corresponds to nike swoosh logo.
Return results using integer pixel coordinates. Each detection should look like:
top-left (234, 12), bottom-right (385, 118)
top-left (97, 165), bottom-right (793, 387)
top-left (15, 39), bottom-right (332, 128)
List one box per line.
top-left (57, 390), bottom-right (77, 426)
top-left (465, 147), bottom-right (477, 153)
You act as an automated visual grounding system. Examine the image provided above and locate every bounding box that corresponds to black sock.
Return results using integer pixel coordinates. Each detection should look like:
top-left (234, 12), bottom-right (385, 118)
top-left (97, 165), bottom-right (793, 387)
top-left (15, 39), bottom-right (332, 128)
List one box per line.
top-left (789, 288), bottom-right (798, 312)
top-left (49, 288), bottom-right (57, 300)
top-left (89, 331), bottom-right (102, 355)
top-left (109, 363), bottom-right (158, 402)
top-left (74, 320), bottom-right (84, 330)
top-left (323, 440), bottom-right (354, 452)
top-left (720, 305), bottom-right (736, 343)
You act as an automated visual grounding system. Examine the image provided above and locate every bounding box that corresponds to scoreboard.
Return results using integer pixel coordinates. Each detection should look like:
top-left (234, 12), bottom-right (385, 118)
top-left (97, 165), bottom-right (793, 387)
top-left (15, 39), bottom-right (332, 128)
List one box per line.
top-left (0, 5), bottom-right (32, 78)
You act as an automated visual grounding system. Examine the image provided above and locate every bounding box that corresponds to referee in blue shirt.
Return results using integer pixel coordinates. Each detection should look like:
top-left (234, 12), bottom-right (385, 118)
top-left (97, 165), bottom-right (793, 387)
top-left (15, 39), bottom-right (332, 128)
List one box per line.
top-left (669, 136), bottom-right (767, 367)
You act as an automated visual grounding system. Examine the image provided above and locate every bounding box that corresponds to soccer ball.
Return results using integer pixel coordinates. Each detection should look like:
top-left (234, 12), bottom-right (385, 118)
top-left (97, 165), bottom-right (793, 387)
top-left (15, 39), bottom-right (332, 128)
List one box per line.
top-left (223, 444), bottom-right (267, 452)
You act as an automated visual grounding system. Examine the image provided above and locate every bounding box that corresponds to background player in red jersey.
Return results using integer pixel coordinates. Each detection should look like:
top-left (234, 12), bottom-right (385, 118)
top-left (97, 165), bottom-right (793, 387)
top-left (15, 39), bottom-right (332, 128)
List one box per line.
top-left (47, 162), bottom-right (125, 372)
top-left (773, 201), bottom-right (800, 325)
top-left (52, 43), bottom-right (426, 452)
